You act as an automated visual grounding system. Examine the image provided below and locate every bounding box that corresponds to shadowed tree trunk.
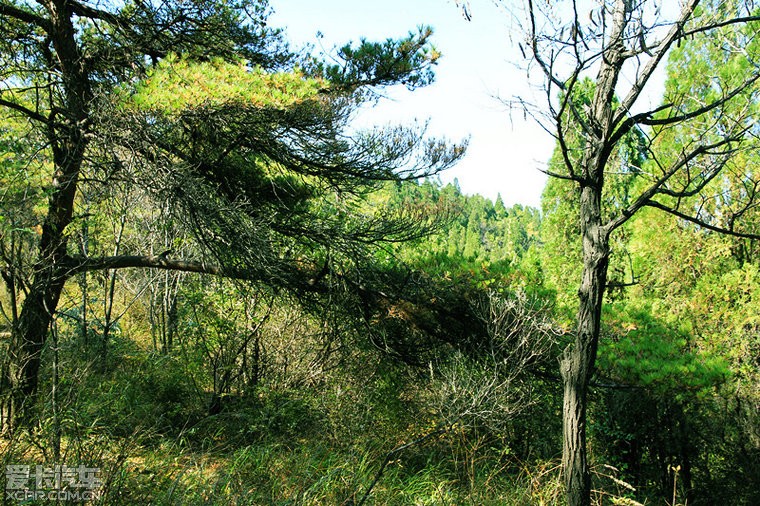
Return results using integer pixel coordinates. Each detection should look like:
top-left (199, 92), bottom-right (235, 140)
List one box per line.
top-left (10, 0), bottom-right (91, 425)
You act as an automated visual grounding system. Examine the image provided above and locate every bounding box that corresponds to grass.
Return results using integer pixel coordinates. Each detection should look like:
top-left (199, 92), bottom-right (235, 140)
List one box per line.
top-left (0, 336), bottom-right (658, 505)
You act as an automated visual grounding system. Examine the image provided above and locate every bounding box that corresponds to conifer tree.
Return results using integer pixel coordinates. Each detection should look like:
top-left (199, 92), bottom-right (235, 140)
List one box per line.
top-left (0, 0), bottom-right (464, 427)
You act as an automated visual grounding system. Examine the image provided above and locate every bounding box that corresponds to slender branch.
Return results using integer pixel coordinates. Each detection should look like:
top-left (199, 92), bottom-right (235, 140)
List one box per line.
top-left (656, 152), bottom-right (737, 199)
top-left (727, 178), bottom-right (760, 229)
top-left (634, 73), bottom-right (759, 129)
top-left (606, 280), bottom-right (638, 288)
top-left (608, 102), bottom-right (673, 147)
top-left (682, 15), bottom-right (760, 39)
top-left (605, 135), bottom-right (742, 232)
top-left (61, 254), bottom-right (250, 279)
top-left (613, 0), bottom-right (699, 127)
top-left (539, 166), bottom-right (581, 182)
top-left (646, 200), bottom-right (760, 240)
top-left (526, 0), bottom-right (567, 91)
top-left (0, 97), bottom-right (48, 124)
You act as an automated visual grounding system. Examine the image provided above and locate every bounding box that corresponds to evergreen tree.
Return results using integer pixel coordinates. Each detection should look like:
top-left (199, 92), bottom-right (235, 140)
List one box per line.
top-left (0, 0), bottom-right (464, 427)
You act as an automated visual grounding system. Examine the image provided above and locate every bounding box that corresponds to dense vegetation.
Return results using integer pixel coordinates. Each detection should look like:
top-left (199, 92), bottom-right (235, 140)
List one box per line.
top-left (1, 0), bottom-right (759, 504)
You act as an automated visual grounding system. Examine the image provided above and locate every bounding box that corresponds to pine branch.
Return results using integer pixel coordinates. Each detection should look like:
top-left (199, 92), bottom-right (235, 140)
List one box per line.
top-left (0, 2), bottom-right (50, 30)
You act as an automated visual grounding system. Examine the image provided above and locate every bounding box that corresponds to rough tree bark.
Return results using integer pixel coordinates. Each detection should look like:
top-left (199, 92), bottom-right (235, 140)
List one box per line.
top-left (561, 185), bottom-right (610, 506)
top-left (560, 3), bottom-right (627, 502)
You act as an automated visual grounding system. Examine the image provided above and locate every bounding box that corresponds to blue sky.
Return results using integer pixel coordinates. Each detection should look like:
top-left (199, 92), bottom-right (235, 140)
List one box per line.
top-left (269, 0), bottom-right (555, 208)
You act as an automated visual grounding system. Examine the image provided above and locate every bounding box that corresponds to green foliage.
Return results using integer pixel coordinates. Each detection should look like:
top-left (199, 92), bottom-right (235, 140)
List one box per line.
top-left (76, 350), bottom-right (202, 437)
top-left (0, 114), bottom-right (49, 233)
top-left (598, 303), bottom-right (730, 393)
top-left (125, 55), bottom-right (324, 114)
top-left (313, 26), bottom-right (440, 91)
top-left (390, 181), bottom-right (542, 289)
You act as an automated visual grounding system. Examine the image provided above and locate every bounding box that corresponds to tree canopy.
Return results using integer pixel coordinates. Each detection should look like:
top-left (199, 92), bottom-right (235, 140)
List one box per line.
top-left (0, 0), bottom-right (464, 426)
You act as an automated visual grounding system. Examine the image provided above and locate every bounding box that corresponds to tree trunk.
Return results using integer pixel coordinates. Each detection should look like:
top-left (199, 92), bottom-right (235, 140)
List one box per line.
top-left (9, 0), bottom-right (90, 427)
top-left (11, 273), bottom-right (69, 425)
top-left (559, 2), bottom-right (623, 499)
top-left (561, 184), bottom-right (610, 506)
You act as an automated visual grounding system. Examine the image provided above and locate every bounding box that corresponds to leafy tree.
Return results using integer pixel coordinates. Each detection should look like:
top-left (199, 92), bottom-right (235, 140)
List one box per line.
top-left (393, 181), bottom-right (541, 276)
top-left (619, 207), bottom-right (760, 501)
top-left (0, 0), bottom-right (464, 428)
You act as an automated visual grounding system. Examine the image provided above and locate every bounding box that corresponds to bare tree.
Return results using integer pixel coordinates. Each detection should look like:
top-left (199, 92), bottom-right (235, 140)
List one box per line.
top-left (355, 290), bottom-right (557, 505)
top-left (469, 1), bottom-right (760, 504)
top-left (433, 290), bottom-right (556, 431)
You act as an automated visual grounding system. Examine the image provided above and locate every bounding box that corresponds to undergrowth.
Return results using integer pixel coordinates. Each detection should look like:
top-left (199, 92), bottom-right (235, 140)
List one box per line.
top-left (0, 337), bottom-right (645, 505)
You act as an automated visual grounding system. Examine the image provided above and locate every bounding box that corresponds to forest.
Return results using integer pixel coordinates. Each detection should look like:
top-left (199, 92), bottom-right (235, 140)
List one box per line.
top-left (0, 0), bottom-right (758, 504)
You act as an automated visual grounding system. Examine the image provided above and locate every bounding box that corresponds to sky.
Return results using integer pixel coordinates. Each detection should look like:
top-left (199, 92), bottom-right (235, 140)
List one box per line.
top-left (269, 0), bottom-right (556, 208)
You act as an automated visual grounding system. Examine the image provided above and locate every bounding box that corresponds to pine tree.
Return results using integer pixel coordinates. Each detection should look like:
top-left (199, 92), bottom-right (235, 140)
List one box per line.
top-left (0, 0), bottom-right (464, 427)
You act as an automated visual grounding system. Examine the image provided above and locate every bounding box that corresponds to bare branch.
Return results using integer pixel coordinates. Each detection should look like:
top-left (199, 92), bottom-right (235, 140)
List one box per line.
top-left (616, 73), bottom-right (760, 142)
top-left (605, 134), bottom-right (744, 233)
top-left (682, 15), bottom-right (760, 39)
top-left (62, 254), bottom-right (252, 280)
top-left (539, 166), bottom-right (582, 182)
top-left (656, 151), bottom-right (739, 199)
top-left (68, 1), bottom-right (123, 26)
top-left (646, 199), bottom-right (760, 240)
top-left (0, 97), bottom-right (48, 124)
top-left (526, 0), bottom-right (568, 92)
top-left (613, 0), bottom-right (699, 127)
